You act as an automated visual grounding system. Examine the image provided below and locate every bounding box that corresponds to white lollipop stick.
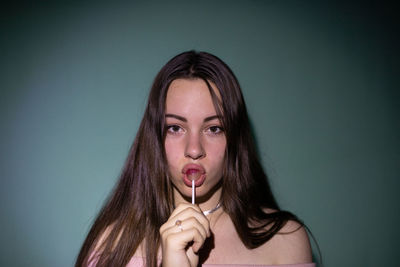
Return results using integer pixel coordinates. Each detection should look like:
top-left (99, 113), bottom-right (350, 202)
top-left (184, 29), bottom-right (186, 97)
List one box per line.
top-left (192, 179), bottom-right (195, 204)
top-left (187, 170), bottom-right (200, 205)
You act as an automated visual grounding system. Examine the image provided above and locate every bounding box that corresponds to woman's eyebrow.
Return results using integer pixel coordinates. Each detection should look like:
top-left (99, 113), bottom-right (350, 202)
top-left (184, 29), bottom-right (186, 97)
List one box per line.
top-left (165, 114), bottom-right (221, 123)
top-left (165, 114), bottom-right (187, 122)
top-left (203, 115), bottom-right (221, 122)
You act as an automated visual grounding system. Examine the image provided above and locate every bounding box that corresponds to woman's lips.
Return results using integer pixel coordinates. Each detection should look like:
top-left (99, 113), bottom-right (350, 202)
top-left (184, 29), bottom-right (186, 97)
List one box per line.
top-left (183, 173), bottom-right (206, 187)
top-left (182, 164), bottom-right (206, 187)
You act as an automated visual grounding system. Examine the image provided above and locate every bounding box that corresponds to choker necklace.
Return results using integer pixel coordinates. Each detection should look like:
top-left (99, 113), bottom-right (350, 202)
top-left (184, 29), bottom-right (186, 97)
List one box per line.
top-left (202, 202), bottom-right (222, 216)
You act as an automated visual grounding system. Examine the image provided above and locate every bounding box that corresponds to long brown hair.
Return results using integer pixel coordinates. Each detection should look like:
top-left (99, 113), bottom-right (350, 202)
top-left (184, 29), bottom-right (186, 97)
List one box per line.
top-left (75, 51), bottom-right (300, 267)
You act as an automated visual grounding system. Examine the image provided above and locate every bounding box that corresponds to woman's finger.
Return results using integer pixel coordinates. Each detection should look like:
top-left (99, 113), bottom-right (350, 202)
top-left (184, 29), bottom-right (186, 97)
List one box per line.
top-left (163, 227), bottom-right (206, 253)
top-left (161, 216), bottom-right (208, 244)
top-left (161, 205), bottom-right (210, 237)
top-left (159, 203), bottom-right (211, 267)
top-left (168, 203), bottom-right (202, 219)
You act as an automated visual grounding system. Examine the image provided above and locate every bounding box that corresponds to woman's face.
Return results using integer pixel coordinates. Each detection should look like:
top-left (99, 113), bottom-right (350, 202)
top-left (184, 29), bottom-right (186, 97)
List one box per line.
top-left (164, 78), bottom-right (226, 201)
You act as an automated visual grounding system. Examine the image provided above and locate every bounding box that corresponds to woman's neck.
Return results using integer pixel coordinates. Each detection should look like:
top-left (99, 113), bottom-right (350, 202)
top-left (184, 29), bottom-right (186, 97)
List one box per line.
top-left (173, 186), bottom-right (222, 214)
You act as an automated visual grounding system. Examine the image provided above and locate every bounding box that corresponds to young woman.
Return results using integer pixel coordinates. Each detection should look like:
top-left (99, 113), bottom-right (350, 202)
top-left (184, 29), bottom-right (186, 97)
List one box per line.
top-left (76, 51), bottom-right (315, 267)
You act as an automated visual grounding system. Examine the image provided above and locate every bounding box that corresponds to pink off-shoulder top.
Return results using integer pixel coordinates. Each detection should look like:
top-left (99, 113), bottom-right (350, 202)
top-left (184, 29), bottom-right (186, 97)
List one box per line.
top-left (124, 256), bottom-right (315, 267)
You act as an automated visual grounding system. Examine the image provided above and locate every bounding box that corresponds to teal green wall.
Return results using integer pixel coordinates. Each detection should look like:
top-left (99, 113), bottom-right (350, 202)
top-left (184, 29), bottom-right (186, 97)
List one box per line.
top-left (1, 1), bottom-right (398, 266)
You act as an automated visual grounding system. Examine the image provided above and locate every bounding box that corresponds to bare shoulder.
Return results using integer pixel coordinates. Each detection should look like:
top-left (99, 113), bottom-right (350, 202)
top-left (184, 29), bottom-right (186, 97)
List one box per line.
top-left (259, 219), bottom-right (313, 264)
top-left (207, 211), bottom-right (312, 265)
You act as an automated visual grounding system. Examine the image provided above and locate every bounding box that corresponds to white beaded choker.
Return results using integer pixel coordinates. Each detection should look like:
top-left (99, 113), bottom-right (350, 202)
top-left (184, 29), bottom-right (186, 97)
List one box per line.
top-left (202, 202), bottom-right (222, 216)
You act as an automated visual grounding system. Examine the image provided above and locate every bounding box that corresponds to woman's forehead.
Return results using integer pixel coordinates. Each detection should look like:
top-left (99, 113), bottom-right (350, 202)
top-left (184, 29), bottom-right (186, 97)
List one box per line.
top-left (165, 78), bottom-right (221, 120)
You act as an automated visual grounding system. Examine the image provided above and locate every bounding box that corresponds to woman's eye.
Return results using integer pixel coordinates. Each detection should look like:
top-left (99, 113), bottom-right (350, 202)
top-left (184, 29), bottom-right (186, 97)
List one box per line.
top-left (207, 126), bottom-right (224, 135)
top-left (167, 125), bottom-right (183, 134)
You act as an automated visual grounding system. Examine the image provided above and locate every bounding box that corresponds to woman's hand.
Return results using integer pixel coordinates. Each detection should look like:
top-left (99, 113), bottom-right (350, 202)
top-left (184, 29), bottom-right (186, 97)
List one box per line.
top-left (160, 203), bottom-right (210, 267)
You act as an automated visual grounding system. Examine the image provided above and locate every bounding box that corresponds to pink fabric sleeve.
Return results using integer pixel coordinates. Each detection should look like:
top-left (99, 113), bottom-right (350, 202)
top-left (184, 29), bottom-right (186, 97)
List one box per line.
top-left (202, 264), bottom-right (315, 267)
top-left (125, 256), bottom-right (149, 267)
top-left (126, 256), bottom-right (315, 267)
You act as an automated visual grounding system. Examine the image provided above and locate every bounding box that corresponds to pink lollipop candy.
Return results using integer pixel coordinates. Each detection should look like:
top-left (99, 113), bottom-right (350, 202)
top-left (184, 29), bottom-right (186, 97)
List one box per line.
top-left (187, 169), bottom-right (201, 181)
top-left (186, 170), bottom-right (201, 204)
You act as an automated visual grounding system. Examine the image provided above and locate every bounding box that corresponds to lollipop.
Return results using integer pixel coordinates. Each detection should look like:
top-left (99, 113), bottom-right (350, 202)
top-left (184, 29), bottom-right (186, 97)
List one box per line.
top-left (186, 170), bottom-right (201, 204)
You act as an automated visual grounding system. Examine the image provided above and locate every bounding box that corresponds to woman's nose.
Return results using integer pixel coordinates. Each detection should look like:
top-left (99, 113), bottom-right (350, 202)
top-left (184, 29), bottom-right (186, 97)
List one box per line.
top-left (184, 132), bottom-right (205, 160)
